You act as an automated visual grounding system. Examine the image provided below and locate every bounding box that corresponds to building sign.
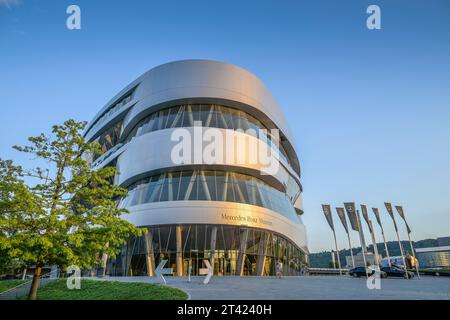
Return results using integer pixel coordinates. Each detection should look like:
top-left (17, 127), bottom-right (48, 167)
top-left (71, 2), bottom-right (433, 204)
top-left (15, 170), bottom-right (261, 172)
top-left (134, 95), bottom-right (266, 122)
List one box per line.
top-left (221, 212), bottom-right (273, 227)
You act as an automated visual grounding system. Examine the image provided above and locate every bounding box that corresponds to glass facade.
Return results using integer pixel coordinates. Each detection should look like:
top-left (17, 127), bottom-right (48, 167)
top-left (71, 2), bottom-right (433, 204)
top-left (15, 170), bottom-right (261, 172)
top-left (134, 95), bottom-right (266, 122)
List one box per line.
top-left (106, 224), bottom-right (307, 277)
top-left (93, 121), bottom-right (122, 161)
top-left (417, 250), bottom-right (450, 268)
top-left (88, 103), bottom-right (302, 204)
top-left (86, 61), bottom-right (308, 278)
top-left (125, 104), bottom-right (292, 165)
top-left (86, 89), bottom-right (133, 139)
top-left (120, 170), bottom-right (301, 224)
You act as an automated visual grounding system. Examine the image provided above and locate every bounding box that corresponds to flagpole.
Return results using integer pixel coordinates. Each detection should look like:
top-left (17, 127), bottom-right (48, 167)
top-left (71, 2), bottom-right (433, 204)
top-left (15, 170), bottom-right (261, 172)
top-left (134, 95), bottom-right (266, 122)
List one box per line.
top-left (385, 203), bottom-right (409, 279)
top-left (322, 205), bottom-right (342, 275)
top-left (356, 211), bottom-right (369, 278)
top-left (372, 207), bottom-right (391, 267)
top-left (335, 207), bottom-right (354, 269)
top-left (332, 229), bottom-right (342, 275)
top-left (395, 205), bottom-right (420, 279)
top-left (393, 220), bottom-right (409, 279)
top-left (343, 203), bottom-right (367, 276)
top-left (392, 219), bottom-right (409, 278)
top-left (347, 232), bottom-right (355, 268)
top-left (380, 225), bottom-right (392, 267)
top-left (407, 232), bottom-right (420, 278)
top-left (368, 220), bottom-right (380, 267)
top-left (360, 205), bottom-right (380, 268)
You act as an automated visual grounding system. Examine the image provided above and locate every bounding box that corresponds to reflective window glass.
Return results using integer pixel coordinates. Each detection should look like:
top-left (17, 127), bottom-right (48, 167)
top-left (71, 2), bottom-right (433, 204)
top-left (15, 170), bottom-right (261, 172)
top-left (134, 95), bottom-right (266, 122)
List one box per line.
top-left (124, 104), bottom-right (292, 167)
top-left (120, 170), bottom-right (300, 224)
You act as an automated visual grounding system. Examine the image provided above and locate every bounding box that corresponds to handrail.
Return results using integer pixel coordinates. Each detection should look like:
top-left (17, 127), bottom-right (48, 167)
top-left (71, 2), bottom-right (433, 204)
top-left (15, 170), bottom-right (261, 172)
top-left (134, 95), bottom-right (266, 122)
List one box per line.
top-left (92, 142), bottom-right (124, 168)
top-left (0, 269), bottom-right (58, 297)
top-left (308, 268), bottom-right (350, 271)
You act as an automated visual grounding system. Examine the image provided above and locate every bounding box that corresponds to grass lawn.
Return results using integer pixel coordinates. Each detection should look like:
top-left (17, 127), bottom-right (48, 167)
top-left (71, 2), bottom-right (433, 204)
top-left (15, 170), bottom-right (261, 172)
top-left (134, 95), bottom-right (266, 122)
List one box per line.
top-left (24, 279), bottom-right (187, 300)
top-left (0, 280), bottom-right (27, 293)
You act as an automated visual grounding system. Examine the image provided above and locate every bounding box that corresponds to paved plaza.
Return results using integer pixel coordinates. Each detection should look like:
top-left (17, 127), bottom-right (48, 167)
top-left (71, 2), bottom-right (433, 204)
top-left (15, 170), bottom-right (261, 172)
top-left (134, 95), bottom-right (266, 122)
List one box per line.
top-left (99, 275), bottom-right (450, 300)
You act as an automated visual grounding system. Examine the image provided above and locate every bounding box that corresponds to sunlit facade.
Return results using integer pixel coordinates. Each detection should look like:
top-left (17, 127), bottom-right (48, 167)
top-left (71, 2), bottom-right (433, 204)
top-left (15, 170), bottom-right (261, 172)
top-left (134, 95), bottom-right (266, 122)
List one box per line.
top-left (84, 60), bottom-right (308, 276)
top-left (416, 246), bottom-right (450, 269)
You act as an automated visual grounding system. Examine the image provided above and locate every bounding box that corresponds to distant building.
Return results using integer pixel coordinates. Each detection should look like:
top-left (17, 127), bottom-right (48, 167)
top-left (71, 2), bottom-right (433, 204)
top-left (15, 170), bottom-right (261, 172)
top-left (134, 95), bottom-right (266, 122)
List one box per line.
top-left (409, 236), bottom-right (450, 269)
top-left (437, 236), bottom-right (450, 247)
top-left (416, 245), bottom-right (450, 269)
top-left (345, 252), bottom-right (377, 267)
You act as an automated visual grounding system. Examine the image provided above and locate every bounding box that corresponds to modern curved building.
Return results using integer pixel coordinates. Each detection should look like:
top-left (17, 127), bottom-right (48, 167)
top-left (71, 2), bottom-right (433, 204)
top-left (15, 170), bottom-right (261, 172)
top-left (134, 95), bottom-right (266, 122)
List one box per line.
top-left (84, 60), bottom-right (308, 276)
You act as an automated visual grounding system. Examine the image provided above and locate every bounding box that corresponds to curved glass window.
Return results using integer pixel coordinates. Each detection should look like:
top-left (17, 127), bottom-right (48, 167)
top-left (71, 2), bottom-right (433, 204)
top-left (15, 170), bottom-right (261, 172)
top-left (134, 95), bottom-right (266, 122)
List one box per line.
top-left (107, 224), bottom-right (307, 277)
top-left (93, 120), bottom-right (122, 161)
top-left (119, 170), bottom-right (301, 224)
top-left (125, 104), bottom-right (291, 165)
top-left (86, 89), bottom-right (134, 138)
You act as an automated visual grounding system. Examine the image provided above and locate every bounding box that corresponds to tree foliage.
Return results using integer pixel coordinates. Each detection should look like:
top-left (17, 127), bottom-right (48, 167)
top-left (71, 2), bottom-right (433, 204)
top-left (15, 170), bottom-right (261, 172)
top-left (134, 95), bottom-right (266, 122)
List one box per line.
top-left (0, 119), bottom-right (144, 278)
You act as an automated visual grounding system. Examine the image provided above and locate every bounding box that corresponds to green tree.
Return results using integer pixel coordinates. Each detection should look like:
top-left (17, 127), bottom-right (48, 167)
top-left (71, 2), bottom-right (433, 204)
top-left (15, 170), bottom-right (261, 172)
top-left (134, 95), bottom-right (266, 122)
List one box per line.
top-left (0, 120), bottom-right (144, 300)
top-left (0, 159), bottom-right (35, 277)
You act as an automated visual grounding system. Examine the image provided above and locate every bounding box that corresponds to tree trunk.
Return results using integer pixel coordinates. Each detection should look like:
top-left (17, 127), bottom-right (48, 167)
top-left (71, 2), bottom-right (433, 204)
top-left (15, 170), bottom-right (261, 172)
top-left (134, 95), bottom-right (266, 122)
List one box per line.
top-left (28, 264), bottom-right (42, 300)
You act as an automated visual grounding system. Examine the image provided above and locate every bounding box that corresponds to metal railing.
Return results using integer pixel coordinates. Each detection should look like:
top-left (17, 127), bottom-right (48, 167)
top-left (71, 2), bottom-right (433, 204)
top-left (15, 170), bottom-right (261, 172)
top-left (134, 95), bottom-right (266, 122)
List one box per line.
top-left (92, 142), bottom-right (124, 168)
top-left (308, 268), bottom-right (350, 276)
top-left (0, 269), bottom-right (58, 300)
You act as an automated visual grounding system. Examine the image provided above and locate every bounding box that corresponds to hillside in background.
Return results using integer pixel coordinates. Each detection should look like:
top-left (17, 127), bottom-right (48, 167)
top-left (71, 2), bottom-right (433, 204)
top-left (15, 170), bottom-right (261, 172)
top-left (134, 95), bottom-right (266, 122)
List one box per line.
top-left (309, 238), bottom-right (438, 268)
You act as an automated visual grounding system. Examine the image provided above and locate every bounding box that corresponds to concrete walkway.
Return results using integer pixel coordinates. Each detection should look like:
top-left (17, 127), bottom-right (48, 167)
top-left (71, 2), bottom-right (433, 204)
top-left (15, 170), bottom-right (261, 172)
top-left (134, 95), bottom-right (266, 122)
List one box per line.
top-left (95, 275), bottom-right (450, 300)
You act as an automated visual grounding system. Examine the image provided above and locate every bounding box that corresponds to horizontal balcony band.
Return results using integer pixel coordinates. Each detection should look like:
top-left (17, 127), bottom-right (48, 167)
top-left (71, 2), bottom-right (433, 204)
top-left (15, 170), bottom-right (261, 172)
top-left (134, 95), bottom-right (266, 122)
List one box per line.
top-left (120, 200), bottom-right (308, 250)
top-left (84, 100), bottom-right (136, 142)
top-left (121, 96), bottom-right (301, 175)
top-left (115, 127), bottom-right (302, 199)
top-left (91, 143), bottom-right (126, 170)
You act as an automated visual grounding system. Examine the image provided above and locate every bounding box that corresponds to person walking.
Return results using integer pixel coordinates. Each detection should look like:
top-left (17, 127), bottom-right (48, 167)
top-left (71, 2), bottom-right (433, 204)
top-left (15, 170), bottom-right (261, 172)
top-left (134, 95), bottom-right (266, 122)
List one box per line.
top-left (276, 261), bottom-right (283, 278)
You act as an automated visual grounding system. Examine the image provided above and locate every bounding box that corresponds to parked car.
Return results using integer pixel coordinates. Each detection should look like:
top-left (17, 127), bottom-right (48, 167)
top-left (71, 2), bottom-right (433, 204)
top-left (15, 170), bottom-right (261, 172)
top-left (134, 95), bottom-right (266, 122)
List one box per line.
top-left (348, 266), bottom-right (387, 278)
top-left (381, 266), bottom-right (414, 278)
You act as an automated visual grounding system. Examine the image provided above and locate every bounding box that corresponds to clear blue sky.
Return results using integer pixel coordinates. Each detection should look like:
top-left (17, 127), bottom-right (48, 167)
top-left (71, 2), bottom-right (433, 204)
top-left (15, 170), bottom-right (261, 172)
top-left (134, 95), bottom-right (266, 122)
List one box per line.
top-left (1, 0), bottom-right (449, 252)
